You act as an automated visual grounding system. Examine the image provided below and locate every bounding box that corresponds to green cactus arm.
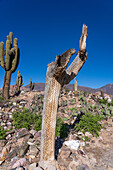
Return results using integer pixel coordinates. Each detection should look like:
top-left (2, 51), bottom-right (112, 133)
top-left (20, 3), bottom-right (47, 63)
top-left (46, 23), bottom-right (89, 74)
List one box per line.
top-left (11, 38), bottom-right (20, 73)
top-left (16, 76), bottom-right (19, 85)
top-left (16, 70), bottom-right (20, 84)
top-left (29, 78), bottom-right (32, 87)
top-left (9, 32), bottom-right (13, 47)
top-left (5, 36), bottom-right (11, 70)
top-left (0, 42), bottom-right (5, 69)
top-left (19, 77), bottom-right (24, 87)
top-left (16, 71), bottom-right (23, 92)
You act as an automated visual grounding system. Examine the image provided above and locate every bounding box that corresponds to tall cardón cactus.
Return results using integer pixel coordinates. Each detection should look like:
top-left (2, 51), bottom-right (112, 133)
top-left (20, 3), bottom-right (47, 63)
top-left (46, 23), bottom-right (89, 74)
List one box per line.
top-left (29, 78), bottom-right (35, 91)
top-left (0, 32), bottom-right (20, 99)
top-left (16, 71), bottom-right (24, 93)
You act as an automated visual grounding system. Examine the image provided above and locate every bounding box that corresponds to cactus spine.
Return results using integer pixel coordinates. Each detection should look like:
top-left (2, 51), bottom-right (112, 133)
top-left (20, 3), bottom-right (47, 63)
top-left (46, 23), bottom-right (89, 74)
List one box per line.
top-left (0, 32), bottom-right (20, 99)
top-left (29, 78), bottom-right (35, 91)
top-left (16, 71), bottom-right (24, 93)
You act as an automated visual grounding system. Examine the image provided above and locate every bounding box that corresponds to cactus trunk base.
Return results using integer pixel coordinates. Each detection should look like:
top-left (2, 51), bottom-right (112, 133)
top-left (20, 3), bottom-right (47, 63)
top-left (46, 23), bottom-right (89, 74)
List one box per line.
top-left (2, 70), bottom-right (11, 99)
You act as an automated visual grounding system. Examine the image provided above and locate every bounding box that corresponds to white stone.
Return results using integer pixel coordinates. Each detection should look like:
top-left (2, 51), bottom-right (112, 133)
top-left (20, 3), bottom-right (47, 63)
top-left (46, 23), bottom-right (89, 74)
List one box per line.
top-left (98, 96), bottom-right (103, 100)
top-left (108, 98), bottom-right (112, 103)
top-left (34, 168), bottom-right (43, 170)
top-left (0, 160), bottom-right (4, 165)
top-left (28, 163), bottom-right (37, 170)
top-left (20, 101), bottom-right (27, 104)
top-left (21, 91), bottom-right (25, 94)
top-left (1, 122), bottom-right (5, 126)
top-left (27, 141), bottom-right (35, 146)
top-left (7, 122), bottom-right (11, 125)
top-left (64, 140), bottom-right (80, 150)
top-left (16, 167), bottom-right (24, 170)
top-left (4, 126), bottom-right (7, 130)
top-left (11, 108), bottom-right (16, 112)
top-left (19, 105), bottom-right (23, 108)
top-left (6, 134), bottom-right (11, 140)
top-left (9, 115), bottom-right (13, 119)
top-left (30, 129), bottom-right (37, 136)
top-left (64, 140), bottom-right (85, 150)
top-left (13, 102), bottom-right (17, 106)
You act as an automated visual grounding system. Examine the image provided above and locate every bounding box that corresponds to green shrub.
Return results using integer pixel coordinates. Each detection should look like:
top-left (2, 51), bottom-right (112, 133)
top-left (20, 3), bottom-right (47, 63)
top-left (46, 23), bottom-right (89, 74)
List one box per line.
top-left (111, 100), bottom-right (113, 106)
top-left (0, 96), bottom-right (4, 100)
top-left (81, 135), bottom-right (90, 141)
top-left (34, 116), bottom-right (42, 131)
top-left (0, 127), bottom-right (7, 140)
top-left (84, 135), bottom-right (90, 141)
top-left (13, 108), bottom-right (69, 138)
top-left (98, 99), bottom-right (108, 105)
top-left (12, 108), bottom-right (42, 130)
top-left (75, 112), bottom-right (104, 137)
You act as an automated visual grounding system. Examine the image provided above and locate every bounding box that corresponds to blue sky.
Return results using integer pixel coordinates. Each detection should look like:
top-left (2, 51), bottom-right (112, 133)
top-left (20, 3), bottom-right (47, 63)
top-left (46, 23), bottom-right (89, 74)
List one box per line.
top-left (0, 0), bottom-right (113, 88)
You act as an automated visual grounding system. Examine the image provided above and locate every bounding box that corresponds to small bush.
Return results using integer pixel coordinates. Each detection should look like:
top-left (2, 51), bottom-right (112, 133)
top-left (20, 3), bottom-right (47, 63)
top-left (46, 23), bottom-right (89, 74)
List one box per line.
top-left (98, 99), bottom-right (108, 105)
top-left (34, 116), bottom-right (42, 131)
top-left (84, 135), bottom-right (90, 141)
top-left (0, 96), bottom-right (4, 100)
top-left (0, 127), bottom-right (7, 140)
top-left (12, 108), bottom-right (42, 130)
top-left (75, 112), bottom-right (104, 137)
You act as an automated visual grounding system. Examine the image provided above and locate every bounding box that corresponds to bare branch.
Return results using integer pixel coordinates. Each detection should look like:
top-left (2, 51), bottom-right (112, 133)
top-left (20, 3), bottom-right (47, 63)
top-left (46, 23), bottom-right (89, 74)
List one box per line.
top-left (63, 24), bottom-right (87, 84)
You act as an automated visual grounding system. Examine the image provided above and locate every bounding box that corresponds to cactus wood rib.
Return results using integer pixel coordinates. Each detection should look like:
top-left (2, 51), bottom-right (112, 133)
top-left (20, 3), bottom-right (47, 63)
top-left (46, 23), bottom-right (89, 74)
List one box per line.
top-left (39, 24), bottom-right (88, 170)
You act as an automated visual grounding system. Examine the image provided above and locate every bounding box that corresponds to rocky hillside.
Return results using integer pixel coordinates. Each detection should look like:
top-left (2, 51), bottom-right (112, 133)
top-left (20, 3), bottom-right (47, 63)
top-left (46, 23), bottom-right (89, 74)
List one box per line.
top-left (96, 84), bottom-right (113, 95)
top-left (0, 89), bottom-right (113, 169)
top-left (24, 83), bottom-right (113, 95)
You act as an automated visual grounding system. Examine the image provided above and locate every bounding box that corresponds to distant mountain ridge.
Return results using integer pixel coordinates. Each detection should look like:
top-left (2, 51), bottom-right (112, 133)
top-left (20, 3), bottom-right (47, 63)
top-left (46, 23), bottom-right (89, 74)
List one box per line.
top-left (0, 83), bottom-right (113, 95)
top-left (25, 83), bottom-right (113, 95)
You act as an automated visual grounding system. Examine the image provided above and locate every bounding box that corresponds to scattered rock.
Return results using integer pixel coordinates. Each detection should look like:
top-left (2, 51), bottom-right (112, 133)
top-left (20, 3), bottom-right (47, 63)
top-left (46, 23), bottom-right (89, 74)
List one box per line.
top-left (64, 140), bottom-right (85, 151)
top-left (16, 167), bottom-right (25, 170)
top-left (6, 146), bottom-right (19, 161)
top-left (17, 128), bottom-right (30, 139)
top-left (0, 147), bottom-right (8, 165)
top-left (19, 143), bottom-right (29, 157)
top-left (28, 163), bottom-right (38, 170)
top-left (76, 164), bottom-right (90, 170)
top-left (59, 147), bottom-right (71, 159)
top-left (12, 158), bottom-right (27, 168)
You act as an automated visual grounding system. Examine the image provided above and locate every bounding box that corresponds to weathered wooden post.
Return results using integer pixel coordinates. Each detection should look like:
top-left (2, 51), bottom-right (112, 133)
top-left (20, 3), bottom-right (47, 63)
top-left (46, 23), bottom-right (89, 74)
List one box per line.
top-left (39, 24), bottom-right (88, 170)
top-left (74, 77), bottom-right (78, 103)
top-left (74, 77), bottom-right (77, 91)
